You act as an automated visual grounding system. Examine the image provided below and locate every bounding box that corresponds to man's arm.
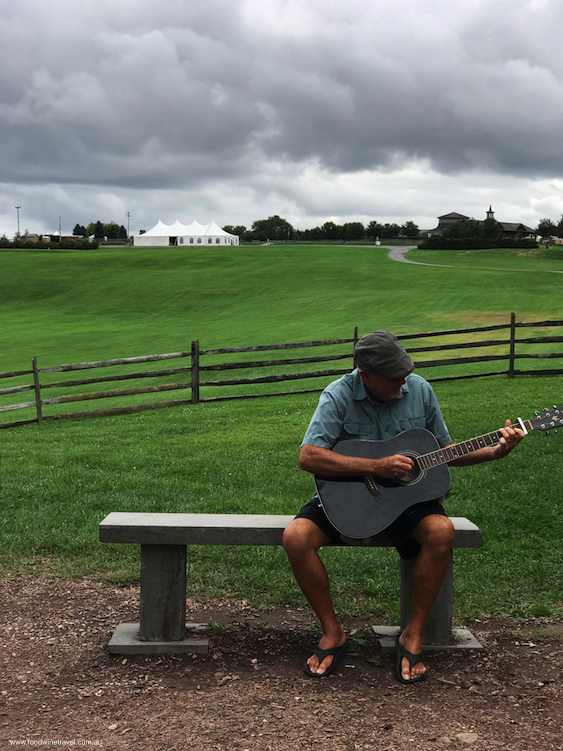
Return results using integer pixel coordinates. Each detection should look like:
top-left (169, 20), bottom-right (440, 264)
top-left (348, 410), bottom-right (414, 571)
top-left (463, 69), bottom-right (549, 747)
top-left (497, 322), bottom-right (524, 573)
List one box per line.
top-left (447, 419), bottom-right (525, 467)
top-left (299, 443), bottom-right (414, 479)
top-left (300, 419), bottom-right (524, 476)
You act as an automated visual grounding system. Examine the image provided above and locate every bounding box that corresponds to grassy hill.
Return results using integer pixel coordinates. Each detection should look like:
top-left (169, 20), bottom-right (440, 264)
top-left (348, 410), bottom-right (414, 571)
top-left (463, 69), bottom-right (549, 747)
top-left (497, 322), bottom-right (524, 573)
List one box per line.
top-left (1, 243), bottom-right (562, 370)
top-left (0, 244), bottom-right (562, 621)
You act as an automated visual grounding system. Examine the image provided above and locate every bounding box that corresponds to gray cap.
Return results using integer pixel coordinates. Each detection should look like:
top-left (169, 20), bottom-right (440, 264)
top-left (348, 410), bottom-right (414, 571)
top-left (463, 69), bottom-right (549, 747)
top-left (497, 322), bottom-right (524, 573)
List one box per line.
top-left (354, 330), bottom-right (414, 379)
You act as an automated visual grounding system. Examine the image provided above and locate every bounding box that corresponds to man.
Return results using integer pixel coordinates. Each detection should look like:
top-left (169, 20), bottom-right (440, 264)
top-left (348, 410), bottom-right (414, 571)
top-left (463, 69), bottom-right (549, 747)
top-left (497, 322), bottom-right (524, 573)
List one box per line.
top-left (282, 330), bottom-right (524, 683)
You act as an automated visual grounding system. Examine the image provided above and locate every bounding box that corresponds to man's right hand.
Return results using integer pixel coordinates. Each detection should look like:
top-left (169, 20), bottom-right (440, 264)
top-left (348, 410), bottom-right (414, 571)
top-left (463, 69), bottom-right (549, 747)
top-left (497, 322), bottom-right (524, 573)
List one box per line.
top-left (299, 444), bottom-right (414, 479)
top-left (373, 453), bottom-right (414, 479)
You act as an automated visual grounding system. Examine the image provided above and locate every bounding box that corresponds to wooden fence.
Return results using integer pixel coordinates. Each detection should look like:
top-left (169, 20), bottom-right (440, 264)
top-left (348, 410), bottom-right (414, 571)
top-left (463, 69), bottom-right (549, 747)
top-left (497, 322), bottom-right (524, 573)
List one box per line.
top-left (1, 313), bottom-right (562, 430)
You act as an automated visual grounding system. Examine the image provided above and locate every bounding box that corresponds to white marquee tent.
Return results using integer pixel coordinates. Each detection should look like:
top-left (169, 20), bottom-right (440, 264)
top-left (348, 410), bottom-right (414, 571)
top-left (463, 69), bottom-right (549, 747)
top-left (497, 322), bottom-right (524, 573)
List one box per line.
top-left (134, 220), bottom-right (239, 247)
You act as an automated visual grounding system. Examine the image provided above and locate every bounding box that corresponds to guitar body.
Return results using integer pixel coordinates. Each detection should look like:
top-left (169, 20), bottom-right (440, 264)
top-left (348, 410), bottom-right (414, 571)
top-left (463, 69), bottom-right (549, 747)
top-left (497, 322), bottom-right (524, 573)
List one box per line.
top-left (315, 429), bottom-right (451, 539)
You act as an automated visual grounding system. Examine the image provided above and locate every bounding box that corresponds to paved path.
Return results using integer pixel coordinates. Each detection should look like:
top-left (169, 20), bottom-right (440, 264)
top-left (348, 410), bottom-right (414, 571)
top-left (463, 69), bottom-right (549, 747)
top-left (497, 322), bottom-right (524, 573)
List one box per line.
top-left (386, 246), bottom-right (452, 267)
top-left (387, 245), bottom-right (563, 274)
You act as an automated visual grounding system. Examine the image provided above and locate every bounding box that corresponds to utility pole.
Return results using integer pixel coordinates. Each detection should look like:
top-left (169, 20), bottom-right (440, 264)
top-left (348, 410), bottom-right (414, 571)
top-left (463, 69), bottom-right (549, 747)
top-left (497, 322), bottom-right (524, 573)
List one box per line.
top-left (15, 206), bottom-right (21, 236)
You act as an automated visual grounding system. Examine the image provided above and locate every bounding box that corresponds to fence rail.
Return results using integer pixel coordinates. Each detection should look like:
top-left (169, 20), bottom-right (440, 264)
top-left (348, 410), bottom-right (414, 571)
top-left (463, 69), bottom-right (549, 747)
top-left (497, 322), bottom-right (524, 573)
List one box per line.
top-left (1, 313), bottom-right (562, 430)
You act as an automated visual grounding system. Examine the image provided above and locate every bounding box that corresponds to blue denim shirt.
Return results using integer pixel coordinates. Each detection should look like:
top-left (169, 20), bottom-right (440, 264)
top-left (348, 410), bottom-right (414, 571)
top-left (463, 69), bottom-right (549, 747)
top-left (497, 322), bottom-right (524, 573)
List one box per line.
top-left (302, 370), bottom-right (452, 449)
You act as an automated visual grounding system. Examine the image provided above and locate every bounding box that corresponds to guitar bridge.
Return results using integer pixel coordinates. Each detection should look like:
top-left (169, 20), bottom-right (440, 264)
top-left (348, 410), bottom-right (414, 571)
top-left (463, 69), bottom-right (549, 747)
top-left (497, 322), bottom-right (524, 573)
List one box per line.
top-left (364, 475), bottom-right (380, 498)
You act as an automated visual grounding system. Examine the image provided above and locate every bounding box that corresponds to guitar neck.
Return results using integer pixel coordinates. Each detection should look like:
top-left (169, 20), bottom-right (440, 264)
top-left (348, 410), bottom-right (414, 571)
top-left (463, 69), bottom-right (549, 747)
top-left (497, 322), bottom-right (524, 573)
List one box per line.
top-left (417, 420), bottom-right (530, 470)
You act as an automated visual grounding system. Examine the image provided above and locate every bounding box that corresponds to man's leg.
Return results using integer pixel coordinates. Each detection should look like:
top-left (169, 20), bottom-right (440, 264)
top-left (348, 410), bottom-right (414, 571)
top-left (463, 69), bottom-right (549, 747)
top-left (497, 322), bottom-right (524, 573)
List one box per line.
top-left (398, 514), bottom-right (455, 681)
top-left (282, 517), bottom-right (346, 675)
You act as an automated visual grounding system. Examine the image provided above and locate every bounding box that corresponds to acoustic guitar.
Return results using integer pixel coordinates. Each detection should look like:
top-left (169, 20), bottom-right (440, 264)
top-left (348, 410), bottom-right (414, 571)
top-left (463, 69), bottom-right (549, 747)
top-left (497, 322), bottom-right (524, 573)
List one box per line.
top-left (315, 406), bottom-right (562, 540)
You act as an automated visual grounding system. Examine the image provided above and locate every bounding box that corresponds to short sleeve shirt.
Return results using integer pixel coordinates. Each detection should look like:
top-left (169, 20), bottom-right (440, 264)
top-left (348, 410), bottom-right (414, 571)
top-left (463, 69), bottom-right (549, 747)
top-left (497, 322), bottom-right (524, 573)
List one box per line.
top-left (302, 370), bottom-right (451, 449)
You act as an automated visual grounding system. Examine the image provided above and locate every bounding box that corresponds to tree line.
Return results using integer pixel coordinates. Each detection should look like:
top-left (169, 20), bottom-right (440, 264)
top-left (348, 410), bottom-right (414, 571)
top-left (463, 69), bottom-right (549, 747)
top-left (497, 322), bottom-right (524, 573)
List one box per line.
top-left (73, 221), bottom-right (128, 240)
top-left (71, 212), bottom-right (563, 246)
top-left (5, 209), bottom-right (562, 250)
top-left (222, 215), bottom-right (420, 243)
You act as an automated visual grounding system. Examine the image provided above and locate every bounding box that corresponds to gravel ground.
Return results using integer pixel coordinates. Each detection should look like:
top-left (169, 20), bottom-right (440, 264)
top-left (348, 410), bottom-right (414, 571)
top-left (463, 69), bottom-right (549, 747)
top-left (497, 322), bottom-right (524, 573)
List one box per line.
top-left (1, 577), bottom-right (562, 751)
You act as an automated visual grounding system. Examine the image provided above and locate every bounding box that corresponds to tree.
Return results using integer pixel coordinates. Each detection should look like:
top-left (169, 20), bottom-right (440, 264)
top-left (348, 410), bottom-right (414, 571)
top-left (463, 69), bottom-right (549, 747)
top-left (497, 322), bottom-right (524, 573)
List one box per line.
top-left (251, 215), bottom-right (295, 242)
top-left (320, 221), bottom-right (342, 240)
top-left (537, 218), bottom-right (557, 238)
top-left (366, 220), bottom-right (383, 240)
top-left (342, 222), bottom-right (365, 241)
top-left (482, 217), bottom-right (503, 244)
top-left (223, 225), bottom-right (247, 237)
top-left (381, 223), bottom-right (401, 238)
top-left (94, 221), bottom-right (105, 239)
top-left (301, 227), bottom-right (322, 240)
top-left (73, 223), bottom-right (87, 236)
top-left (445, 218), bottom-right (483, 241)
top-left (400, 221), bottom-right (419, 238)
top-left (105, 222), bottom-right (120, 239)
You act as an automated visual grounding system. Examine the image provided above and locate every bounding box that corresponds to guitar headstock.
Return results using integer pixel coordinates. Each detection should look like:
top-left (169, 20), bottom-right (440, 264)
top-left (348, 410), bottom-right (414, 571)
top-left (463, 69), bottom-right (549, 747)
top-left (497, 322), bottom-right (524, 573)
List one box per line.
top-left (528, 405), bottom-right (563, 434)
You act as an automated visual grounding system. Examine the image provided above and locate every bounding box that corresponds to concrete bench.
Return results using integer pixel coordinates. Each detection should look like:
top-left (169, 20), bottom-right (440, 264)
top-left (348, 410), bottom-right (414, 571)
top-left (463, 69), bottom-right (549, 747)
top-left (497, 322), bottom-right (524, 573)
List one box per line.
top-left (99, 512), bottom-right (483, 655)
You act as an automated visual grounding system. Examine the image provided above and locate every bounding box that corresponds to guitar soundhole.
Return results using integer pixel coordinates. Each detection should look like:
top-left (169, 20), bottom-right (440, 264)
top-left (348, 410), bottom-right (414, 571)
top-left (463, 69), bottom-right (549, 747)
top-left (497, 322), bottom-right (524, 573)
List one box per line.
top-left (395, 451), bottom-right (424, 486)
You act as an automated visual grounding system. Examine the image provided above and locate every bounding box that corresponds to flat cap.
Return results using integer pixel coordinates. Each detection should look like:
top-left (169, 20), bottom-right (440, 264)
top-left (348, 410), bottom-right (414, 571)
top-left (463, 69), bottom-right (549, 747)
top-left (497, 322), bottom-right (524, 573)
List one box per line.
top-left (354, 330), bottom-right (414, 379)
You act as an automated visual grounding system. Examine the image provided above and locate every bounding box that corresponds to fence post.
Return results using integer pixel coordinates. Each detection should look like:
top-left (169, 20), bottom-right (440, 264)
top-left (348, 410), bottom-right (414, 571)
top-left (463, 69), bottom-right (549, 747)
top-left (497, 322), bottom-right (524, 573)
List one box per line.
top-left (191, 340), bottom-right (200, 404)
top-left (508, 312), bottom-right (516, 378)
top-left (32, 357), bottom-right (43, 423)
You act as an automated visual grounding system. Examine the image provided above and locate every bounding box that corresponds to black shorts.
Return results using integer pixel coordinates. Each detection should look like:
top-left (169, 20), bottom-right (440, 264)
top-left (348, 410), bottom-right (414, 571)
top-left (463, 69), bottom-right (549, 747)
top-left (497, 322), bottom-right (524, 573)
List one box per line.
top-left (294, 496), bottom-right (446, 559)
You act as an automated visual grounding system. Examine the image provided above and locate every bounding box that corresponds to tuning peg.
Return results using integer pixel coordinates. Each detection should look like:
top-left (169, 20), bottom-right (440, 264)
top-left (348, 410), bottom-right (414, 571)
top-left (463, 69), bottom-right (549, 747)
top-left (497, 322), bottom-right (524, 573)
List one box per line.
top-left (535, 411), bottom-right (541, 417)
top-left (545, 431), bottom-right (550, 436)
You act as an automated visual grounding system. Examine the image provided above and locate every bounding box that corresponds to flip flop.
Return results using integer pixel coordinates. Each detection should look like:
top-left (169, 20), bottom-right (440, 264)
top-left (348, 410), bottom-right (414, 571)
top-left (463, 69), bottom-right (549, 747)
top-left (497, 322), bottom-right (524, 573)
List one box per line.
top-left (304, 638), bottom-right (348, 678)
top-left (395, 637), bottom-right (428, 684)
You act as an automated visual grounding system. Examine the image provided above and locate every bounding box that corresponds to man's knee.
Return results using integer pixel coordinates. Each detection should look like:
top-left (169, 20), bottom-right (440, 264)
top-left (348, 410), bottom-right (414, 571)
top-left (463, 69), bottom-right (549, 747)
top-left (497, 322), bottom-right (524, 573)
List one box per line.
top-left (282, 518), bottom-right (326, 556)
top-left (418, 514), bottom-right (455, 552)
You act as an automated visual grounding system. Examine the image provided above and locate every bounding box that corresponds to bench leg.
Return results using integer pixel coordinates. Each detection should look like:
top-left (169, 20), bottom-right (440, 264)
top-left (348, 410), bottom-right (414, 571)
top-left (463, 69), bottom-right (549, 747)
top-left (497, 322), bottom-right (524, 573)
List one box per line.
top-left (399, 549), bottom-right (453, 644)
top-left (139, 544), bottom-right (187, 642)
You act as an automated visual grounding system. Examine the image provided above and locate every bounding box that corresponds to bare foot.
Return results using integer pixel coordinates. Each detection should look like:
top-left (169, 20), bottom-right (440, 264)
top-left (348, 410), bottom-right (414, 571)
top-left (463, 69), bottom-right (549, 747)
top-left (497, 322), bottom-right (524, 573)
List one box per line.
top-left (306, 629), bottom-right (347, 676)
top-left (398, 630), bottom-right (427, 682)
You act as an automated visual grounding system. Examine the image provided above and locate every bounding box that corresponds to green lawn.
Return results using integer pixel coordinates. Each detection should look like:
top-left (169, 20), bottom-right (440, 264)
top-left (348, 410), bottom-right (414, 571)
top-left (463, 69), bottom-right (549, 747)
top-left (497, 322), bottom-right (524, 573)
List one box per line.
top-left (1, 244), bottom-right (561, 371)
top-left (0, 244), bottom-right (562, 622)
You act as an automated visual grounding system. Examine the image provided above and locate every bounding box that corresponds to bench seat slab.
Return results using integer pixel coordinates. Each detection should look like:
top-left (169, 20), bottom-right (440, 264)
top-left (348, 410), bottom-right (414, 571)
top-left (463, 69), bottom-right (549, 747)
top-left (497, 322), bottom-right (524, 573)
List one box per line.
top-left (99, 512), bottom-right (482, 548)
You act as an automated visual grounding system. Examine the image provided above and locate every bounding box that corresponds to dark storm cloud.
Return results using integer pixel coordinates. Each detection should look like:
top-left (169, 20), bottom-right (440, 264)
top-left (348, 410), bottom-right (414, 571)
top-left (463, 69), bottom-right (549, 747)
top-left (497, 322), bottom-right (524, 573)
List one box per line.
top-left (1, 0), bottom-right (562, 198)
top-left (246, 2), bottom-right (563, 177)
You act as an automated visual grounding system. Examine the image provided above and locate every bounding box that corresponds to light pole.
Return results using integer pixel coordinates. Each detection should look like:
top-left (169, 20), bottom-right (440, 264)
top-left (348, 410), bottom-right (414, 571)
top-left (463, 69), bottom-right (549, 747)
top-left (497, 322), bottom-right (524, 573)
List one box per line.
top-left (126, 211), bottom-right (131, 238)
top-left (15, 206), bottom-right (21, 236)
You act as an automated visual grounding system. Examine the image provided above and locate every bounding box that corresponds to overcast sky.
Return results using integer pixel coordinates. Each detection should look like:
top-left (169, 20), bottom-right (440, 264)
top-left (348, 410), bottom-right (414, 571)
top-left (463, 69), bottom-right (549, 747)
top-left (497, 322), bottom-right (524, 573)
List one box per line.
top-left (1, 0), bottom-right (563, 237)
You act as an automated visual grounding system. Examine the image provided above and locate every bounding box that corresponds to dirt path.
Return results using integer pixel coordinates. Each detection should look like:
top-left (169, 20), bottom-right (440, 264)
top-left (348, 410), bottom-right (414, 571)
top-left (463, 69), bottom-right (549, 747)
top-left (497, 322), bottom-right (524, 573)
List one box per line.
top-left (1, 577), bottom-right (562, 750)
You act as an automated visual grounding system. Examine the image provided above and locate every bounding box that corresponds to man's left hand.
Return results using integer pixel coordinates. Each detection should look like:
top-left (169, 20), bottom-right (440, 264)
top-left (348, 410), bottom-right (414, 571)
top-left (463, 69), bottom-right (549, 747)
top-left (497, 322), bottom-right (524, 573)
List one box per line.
top-left (493, 419), bottom-right (525, 459)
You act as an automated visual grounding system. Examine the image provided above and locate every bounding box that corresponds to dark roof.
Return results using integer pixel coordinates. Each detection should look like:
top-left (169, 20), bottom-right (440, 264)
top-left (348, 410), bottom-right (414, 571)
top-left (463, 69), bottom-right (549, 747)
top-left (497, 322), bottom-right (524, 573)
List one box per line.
top-left (438, 212), bottom-right (469, 220)
top-left (498, 222), bottom-right (536, 233)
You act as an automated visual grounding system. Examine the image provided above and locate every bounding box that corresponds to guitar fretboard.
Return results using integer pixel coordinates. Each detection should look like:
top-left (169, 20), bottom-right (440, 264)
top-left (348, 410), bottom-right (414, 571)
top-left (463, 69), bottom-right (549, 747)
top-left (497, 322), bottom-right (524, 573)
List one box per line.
top-left (416, 420), bottom-right (531, 471)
